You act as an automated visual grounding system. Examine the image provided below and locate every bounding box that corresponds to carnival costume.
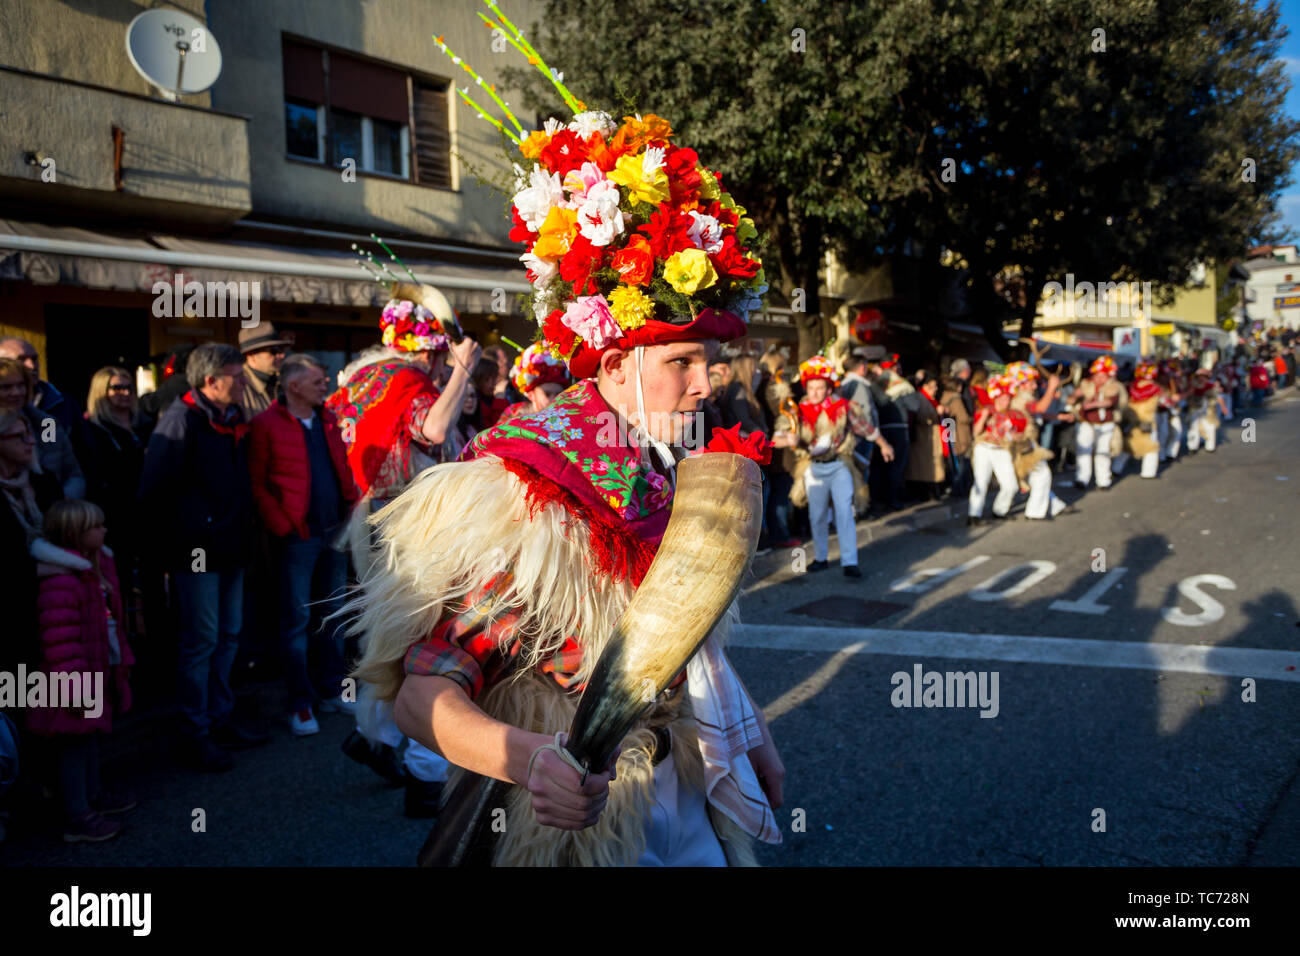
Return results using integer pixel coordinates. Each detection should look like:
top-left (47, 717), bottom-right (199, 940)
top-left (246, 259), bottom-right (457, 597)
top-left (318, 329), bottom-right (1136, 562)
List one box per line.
top-left (1003, 363), bottom-right (1065, 519)
top-left (1069, 355), bottom-right (1126, 488)
top-left (968, 375), bottom-right (1026, 519)
top-left (350, 5), bottom-right (777, 867)
top-left (1185, 369), bottom-right (1222, 453)
top-left (1122, 360), bottom-right (1163, 478)
top-left (779, 356), bottom-right (871, 569)
top-left (499, 342), bottom-right (572, 423)
top-left (1158, 361), bottom-right (1186, 461)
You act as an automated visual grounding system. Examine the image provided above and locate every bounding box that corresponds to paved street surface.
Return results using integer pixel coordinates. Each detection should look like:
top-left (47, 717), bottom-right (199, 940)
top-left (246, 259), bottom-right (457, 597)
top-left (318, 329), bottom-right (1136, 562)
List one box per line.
top-left (3, 393), bottom-right (1297, 867)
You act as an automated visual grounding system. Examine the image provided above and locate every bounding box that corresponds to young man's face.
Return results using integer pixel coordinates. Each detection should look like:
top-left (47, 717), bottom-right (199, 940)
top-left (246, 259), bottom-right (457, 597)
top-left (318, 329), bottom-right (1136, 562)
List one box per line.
top-left (804, 378), bottom-right (830, 404)
top-left (599, 340), bottom-right (715, 444)
top-left (528, 382), bottom-right (563, 411)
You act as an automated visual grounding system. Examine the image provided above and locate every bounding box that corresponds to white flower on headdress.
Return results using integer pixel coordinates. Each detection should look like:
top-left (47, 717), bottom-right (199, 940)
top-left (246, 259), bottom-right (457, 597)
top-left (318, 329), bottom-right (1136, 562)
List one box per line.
top-left (576, 180), bottom-right (625, 247)
top-left (641, 146), bottom-right (666, 177)
top-left (568, 110), bottom-right (617, 139)
top-left (533, 292), bottom-right (559, 323)
top-left (512, 165), bottom-right (566, 232)
top-left (511, 162), bottom-right (528, 192)
top-left (543, 117), bottom-right (565, 137)
top-left (687, 210), bottom-right (724, 254)
top-left (520, 251), bottom-right (559, 290)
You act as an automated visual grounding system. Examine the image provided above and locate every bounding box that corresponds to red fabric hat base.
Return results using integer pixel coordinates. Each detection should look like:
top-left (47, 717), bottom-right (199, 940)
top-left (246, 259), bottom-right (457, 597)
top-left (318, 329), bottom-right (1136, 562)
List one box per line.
top-left (567, 308), bottom-right (746, 379)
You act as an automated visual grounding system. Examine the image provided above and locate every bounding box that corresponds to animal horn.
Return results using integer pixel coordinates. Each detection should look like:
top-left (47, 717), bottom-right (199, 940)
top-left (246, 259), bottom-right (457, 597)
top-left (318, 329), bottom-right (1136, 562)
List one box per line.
top-left (564, 452), bottom-right (763, 772)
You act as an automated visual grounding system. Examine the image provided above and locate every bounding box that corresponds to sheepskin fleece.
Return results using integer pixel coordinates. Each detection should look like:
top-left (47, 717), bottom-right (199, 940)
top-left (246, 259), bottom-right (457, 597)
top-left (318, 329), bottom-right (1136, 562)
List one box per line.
top-left (348, 454), bottom-right (753, 866)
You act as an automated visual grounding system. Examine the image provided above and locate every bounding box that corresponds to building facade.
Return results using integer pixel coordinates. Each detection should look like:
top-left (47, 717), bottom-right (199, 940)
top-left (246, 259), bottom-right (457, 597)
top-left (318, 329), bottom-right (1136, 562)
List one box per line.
top-left (0, 0), bottom-right (543, 394)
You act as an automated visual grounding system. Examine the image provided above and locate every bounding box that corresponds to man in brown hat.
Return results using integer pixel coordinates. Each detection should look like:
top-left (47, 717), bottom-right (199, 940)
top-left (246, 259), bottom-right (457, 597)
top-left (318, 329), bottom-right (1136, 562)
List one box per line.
top-left (237, 323), bottom-right (293, 420)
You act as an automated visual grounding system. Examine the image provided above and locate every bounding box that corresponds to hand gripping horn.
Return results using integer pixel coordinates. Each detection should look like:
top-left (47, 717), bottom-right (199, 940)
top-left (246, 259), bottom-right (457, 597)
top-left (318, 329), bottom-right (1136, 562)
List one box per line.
top-left (418, 451), bottom-right (762, 866)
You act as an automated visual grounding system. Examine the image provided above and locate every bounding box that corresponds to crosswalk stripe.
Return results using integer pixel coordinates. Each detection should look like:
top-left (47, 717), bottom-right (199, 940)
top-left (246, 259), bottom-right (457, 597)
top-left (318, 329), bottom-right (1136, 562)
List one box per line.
top-left (732, 624), bottom-right (1300, 682)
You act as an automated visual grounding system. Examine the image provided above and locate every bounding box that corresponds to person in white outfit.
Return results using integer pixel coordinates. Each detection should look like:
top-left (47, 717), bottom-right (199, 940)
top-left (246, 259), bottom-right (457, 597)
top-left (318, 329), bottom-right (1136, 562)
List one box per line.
top-left (1185, 368), bottom-right (1226, 453)
top-left (1122, 359), bottom-right (1164, 479)
top-left (1002, 362), bottom-right (1068, 520)
top-left (967, 375), bottom-right (1023, 524)
top-left (1068, 356), bottom-right (1125, 489)
top-left (1158, 361), bottom-right (1186, 462)
top-left (774, 355), bottom-right (890, 578)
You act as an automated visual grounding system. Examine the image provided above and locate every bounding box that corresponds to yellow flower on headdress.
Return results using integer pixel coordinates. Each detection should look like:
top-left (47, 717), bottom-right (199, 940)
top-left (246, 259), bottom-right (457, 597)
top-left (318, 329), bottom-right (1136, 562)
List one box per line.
top-left (608, 285), bottom-right (656, 330)
top-left (530, 205), bottom-right (579, 260)
top-left (607, 151), bottom-right (670, 206)
top-left (519, 130), bottom-right (550, 160)
top-left (664, 248), bottom-right (717, 295)
top-left (696, 165), bottom-right (721, 200)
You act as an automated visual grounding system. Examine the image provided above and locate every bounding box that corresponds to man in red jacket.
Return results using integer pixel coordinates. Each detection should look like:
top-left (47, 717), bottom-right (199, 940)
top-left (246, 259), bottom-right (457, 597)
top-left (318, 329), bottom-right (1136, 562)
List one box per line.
top-left (247, 354), bottom-right (359, 736)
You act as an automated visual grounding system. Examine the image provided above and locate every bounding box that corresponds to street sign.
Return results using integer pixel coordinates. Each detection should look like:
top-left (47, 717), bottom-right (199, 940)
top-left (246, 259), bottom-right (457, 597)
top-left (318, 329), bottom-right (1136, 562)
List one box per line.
top-left (1113, 327), bottom-right (1140, 355)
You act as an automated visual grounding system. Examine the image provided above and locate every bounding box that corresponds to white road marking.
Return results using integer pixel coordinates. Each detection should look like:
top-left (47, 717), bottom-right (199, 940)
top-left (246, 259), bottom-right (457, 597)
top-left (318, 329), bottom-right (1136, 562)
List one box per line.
top-left (889, 555), bottom-right (990, 593)
top-left (732, 624), bottom-right (1300, 682)
top-left (1161, 573), bottom-right (1236, 626)
top-left (969, 561), bottom-right (1057, 601)
top-left (1050, 566), bottom-right (1128, 615)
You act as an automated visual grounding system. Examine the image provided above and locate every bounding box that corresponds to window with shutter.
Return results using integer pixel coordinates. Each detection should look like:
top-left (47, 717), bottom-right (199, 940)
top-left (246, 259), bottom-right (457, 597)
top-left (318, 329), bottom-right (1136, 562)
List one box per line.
top-left (413, 82), bottom-right (452, 189)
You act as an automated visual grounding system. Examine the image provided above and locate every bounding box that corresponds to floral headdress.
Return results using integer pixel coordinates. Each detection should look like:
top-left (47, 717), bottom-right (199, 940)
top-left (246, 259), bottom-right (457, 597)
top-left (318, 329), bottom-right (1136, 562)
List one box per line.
top-left (511, 342), bottom-right (571, 393)
top-left (985, 374), bottom-right (1013, 400)
top-left (798, 354), bottom-right (840, 388)
top-left (1002, 361), bottom-right (1040, 392)
top-left (1089, 355), bottom-right (1117, 377)
top-left (352, 237), bottom-right (459, 353)
top-left (1135, 359), bottom-right (1159, 381)
top-left (436, 2), bottom-right (766, 379)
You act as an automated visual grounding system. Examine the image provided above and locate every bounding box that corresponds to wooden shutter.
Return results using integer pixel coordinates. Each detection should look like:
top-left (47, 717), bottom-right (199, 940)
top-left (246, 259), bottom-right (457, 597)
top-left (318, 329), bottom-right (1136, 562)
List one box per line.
top-left (413, 82), bottom-right (452, 188)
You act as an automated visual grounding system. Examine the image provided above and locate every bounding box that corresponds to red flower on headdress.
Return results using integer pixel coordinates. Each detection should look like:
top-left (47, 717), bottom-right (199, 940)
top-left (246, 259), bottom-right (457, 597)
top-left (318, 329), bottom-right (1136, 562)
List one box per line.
top-left (559, 233), bottom-right (607, 296)
top-left (509, 208), bottom-right (536, 245)
top-left (542, 307), bottom-right (578, 356)
top-left (709, 233), bottom-right (762, 280)
top-left (638, 203), bottom-right (694, 260)
top-left (665, 145), bottom-right (702, 205)
top-left (584, 131), bottom-right (622, 172)
top-left (701, 422), bottom-right (772, 466)
top-left (538, 129), bottom-right (590, 178)
top-left (610, 234), bottom-right (655, 286)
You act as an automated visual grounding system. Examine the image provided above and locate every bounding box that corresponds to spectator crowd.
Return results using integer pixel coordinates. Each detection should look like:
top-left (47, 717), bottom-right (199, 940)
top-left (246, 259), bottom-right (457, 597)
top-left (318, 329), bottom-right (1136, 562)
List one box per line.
top-left (0, 319), bottom-right (1295, 847)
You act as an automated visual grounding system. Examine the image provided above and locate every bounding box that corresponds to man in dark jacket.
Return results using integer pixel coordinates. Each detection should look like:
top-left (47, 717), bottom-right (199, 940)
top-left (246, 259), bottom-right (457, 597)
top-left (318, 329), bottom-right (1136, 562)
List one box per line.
top-left (139, 343), bottom-right (265, 771)
top-left (247, 355), bottom-right (359, 738)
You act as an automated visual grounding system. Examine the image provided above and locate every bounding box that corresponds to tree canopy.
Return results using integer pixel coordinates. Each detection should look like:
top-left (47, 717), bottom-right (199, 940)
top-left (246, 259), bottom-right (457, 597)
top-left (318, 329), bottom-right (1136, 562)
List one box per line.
top-left (504, 0), bottom-right (1300, 359)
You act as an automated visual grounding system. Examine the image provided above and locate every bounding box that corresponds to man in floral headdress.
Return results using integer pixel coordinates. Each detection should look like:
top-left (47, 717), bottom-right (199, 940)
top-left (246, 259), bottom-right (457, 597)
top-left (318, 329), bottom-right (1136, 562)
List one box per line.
top-left (499, 342), bottom-right (571, 423)
top-left (773, 355), bottom-right (879, 577)
top-left (350, 23), bottom-right (781, 866)
top-left (327, 291), bottom-right (480, 816)
top-left (1068, 355), bottom-right (1126, 490)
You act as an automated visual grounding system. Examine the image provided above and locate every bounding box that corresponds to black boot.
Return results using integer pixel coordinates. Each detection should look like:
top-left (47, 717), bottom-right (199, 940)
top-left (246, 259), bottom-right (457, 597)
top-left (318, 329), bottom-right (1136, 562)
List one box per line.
top-left (341, 730), bottom-right (408, 788)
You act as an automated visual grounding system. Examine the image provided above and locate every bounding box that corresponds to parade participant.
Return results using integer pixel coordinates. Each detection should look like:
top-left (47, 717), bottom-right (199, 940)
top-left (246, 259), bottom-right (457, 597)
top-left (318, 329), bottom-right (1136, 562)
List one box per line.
top-left (499, 342), bottom-right (571, 423)
top-left (327, 284), bottom-right (480, 817)
top-left (1122, 359), bottom-right (1164, 479)
top-left (1185, 368), bottom-right (1226, 454)
top-left (1068, 355), bottom-right (1125, 489)
top-left (1215, 362), bottom-right (1236, 422)
top-left (1003, 363), bottom-right (1066, 519)
top-left (1156, 360), bottom-right (1181, 461)
top-left (774, 354), bottom-right (876, 577)
top-left (351, 25), bottom-right (780, 866)
top-left (967, 375), bottom-right (1023, 524)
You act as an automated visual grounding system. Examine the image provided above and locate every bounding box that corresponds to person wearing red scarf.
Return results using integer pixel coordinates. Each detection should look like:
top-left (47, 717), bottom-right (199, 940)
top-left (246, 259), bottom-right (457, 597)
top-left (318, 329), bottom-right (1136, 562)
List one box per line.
top-left (772, 356), bottom-right (871, 577)
top-left (1186, 368), bottom-right (1227, 454)
top-left (1123, 360), bottom-right (1164, 478)
top-left (968, 376), bottom-right (1025, 524)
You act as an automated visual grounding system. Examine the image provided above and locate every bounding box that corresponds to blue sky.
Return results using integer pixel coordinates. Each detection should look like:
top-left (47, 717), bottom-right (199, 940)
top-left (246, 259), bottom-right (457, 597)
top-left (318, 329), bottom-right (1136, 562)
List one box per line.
top-left (1277, 0), bottom-right (1300, 240)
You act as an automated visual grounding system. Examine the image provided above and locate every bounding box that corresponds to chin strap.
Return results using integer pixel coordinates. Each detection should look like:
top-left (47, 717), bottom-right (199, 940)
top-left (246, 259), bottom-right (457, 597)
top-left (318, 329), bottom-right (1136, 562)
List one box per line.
top-left (633, 345), bottom-right (679, 484)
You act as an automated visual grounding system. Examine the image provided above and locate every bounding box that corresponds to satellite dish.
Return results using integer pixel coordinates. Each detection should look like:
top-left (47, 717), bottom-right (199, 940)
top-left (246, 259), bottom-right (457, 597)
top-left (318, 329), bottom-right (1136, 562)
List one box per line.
top-left (125, 9), bottom-right (222, 101)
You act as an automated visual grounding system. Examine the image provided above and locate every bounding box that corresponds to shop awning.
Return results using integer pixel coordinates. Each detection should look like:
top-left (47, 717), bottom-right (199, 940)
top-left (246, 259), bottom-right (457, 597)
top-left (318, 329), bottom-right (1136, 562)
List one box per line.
top-left (0, 219), bottom-right (530, 315)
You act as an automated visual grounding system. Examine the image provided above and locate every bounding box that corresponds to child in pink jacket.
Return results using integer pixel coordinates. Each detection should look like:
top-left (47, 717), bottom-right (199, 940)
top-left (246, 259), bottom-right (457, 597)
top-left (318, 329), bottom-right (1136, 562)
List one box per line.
top-left (27, 499), bottom-right (136, 843)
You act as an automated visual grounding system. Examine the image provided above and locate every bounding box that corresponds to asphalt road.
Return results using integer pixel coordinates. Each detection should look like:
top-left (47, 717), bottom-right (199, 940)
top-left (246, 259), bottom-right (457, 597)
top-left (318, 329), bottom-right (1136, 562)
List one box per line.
top-left (3, 390), bottom-right (1297, 867)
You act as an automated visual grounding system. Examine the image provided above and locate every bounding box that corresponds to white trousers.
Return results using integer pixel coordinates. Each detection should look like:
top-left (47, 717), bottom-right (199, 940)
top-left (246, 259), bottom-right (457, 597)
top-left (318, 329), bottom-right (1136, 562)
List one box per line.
top-left (969, 443), bottom-right (1017, 517)
top-left (806, 460), bottom-right (858, 566)
top-left (1140, 450), bottom-right (1159, 478)
top-left (1187, 411), bottom-right (1217, 452)
top-left (1075, 421), bottom-right (1115, 487)
top-left (1162, 412), bottom-right (1182, 460)
top-left (358, 693), bottom-right (449, 783)
top-left (1024, 461), bottom-right (1066, 519)
top-left (636, 753), bottom-right (728, 867)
